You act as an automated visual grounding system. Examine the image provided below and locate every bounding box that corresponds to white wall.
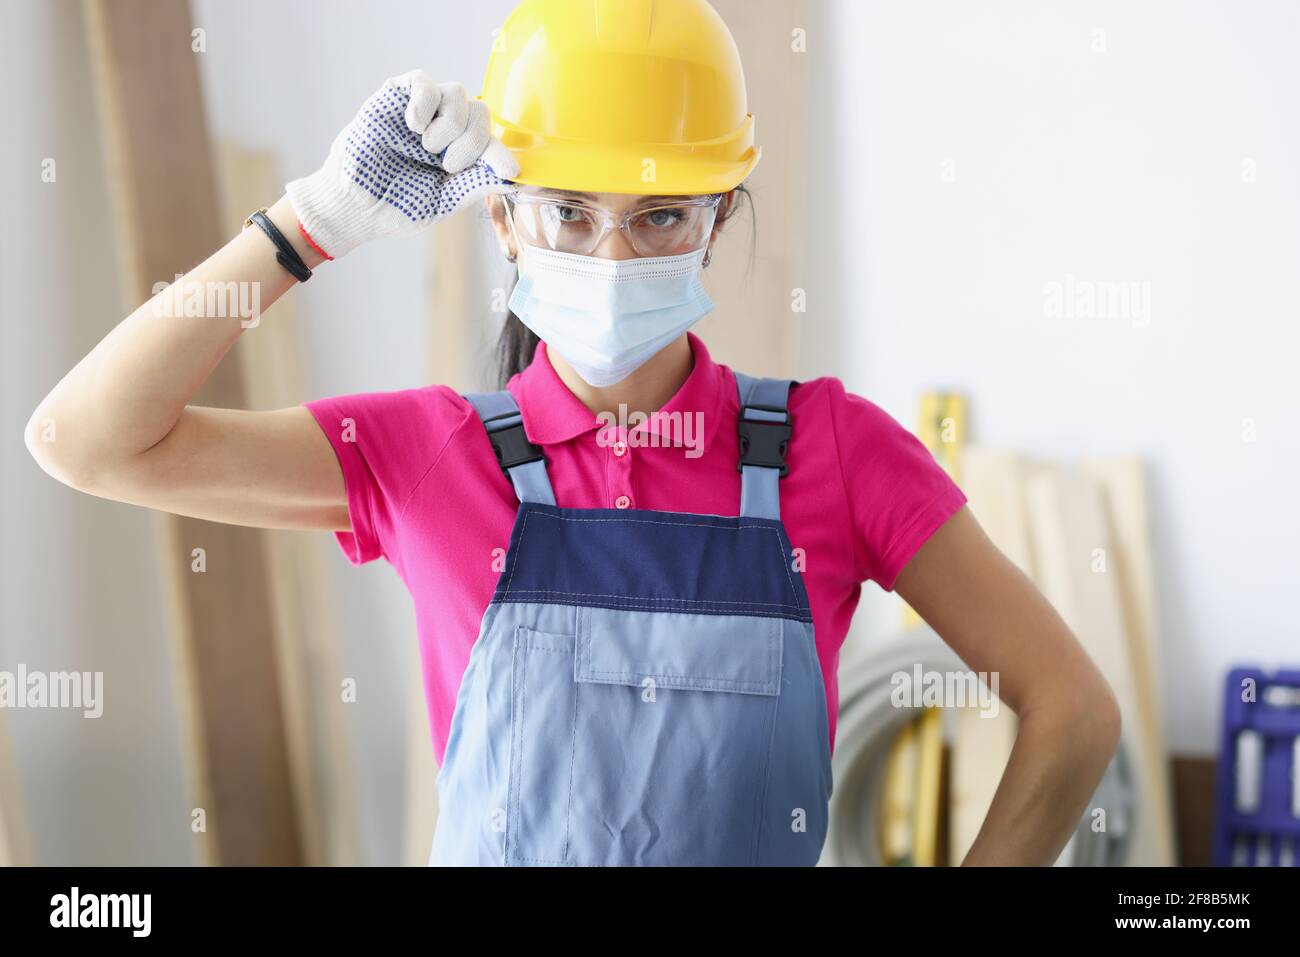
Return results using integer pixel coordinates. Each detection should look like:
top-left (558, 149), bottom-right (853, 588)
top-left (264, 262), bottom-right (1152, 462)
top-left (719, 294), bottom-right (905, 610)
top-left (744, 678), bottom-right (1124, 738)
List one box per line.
top-left (805, 0), bottom-right (1300, 753)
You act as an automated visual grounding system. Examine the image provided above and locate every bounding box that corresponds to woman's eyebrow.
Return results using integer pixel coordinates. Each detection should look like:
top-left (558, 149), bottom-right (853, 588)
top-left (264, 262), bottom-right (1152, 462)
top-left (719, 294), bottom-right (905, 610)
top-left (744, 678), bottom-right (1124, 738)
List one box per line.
top-left (534, 189), bottom-right (599, 202)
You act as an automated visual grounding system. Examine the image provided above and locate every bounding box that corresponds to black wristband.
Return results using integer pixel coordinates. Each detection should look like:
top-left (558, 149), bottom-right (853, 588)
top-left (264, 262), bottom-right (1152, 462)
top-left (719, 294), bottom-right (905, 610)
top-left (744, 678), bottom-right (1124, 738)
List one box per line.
top-left (246, 208), bottom-right (312, 283)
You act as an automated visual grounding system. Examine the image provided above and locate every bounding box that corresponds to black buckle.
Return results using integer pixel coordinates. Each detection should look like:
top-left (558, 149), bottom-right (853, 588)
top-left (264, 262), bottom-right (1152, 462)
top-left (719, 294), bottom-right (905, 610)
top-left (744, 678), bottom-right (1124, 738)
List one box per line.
top-left (737, 406), bottom-right (791, 477)
top-left (484, 418), bottom-right (544, 475)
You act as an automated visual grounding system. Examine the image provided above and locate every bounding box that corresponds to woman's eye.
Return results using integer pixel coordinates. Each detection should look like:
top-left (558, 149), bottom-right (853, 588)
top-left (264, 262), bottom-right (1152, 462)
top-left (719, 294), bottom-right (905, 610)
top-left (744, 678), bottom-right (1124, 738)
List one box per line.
top-left (644, 209), bottom-right (685, 228)
top-left (556, 205), bottom-right (586, 223)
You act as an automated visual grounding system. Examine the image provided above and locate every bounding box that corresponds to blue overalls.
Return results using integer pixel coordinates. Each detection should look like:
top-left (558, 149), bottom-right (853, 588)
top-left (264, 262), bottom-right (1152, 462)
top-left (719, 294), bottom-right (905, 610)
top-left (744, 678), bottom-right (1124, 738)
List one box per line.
top-left (427, 373), bottom-right (833, 866)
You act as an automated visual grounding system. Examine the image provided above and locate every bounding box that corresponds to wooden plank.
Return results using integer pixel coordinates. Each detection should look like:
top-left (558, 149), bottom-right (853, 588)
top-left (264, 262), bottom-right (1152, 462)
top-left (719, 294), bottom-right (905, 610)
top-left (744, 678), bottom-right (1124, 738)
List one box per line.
top-left (695, 0), bottom-right (807, 375)
top-left (946, 445), bottom-right (1025, 864)
top-left (1171, 756), bottom-right (1216, 866)
top-left (1080, 456), bottom-right (1179, 862)
top-left (426, 193), bottom-right (480, 390)
top-left (408, 191), bottom-right (486, 865)
top-left (878, 717), bottom-right (918, 865)
top-left (1024, 463), bottom-right (1176, 866)
top-left (912, 707), bottom-right (944, 866)
top-left (935, 741), bottom-right (952, 866)
top-left (0, 709), bottom-right (34, 866)
top-left (83, 0), bottom-right (301, 865)
top-left (215, 143), bottom-right (362, 866)
top-left (403, 665), bottom-right (440, 866)
top-left (904, 393), bottom-right (966, 630)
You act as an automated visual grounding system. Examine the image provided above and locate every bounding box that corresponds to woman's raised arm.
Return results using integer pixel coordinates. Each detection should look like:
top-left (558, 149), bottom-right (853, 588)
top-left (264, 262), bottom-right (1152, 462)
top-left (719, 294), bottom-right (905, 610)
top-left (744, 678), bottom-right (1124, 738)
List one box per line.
top-left (24, 70), bottom-right (517, 531)
top-left (24, 194), bottom-right (347, 530)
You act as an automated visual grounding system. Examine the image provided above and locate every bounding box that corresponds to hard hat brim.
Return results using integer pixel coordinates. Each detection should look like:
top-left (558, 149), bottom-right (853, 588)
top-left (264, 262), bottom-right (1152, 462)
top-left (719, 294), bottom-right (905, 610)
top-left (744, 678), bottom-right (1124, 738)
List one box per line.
top-left (488, 110), bottom-right (761, 196)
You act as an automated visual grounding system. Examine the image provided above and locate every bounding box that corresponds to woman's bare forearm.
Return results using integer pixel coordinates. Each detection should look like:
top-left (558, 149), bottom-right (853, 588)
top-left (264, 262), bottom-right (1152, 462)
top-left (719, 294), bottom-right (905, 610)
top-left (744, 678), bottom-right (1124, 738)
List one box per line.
top-left (960, 702), bottom-right (1120, 865)
top-left (26, 195), bottom-right (322, 483)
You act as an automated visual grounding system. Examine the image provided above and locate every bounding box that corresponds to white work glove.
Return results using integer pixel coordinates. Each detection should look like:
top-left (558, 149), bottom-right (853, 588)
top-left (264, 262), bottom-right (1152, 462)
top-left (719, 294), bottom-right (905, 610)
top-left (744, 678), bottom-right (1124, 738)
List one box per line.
top-left (286, 69), bottom-right (519, 259)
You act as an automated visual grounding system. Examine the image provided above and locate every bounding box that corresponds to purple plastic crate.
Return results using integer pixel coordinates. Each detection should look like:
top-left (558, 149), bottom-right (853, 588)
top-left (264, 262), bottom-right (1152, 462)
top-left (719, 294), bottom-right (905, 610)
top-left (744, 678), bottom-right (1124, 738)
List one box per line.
top-left (1213, 667), bottom-right (1300, 866)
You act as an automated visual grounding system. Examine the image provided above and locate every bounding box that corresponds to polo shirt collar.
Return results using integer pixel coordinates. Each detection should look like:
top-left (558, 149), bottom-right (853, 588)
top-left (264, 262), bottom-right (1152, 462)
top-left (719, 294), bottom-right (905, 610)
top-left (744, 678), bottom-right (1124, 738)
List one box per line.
top-left (507, 331), bottom-right (728, 450)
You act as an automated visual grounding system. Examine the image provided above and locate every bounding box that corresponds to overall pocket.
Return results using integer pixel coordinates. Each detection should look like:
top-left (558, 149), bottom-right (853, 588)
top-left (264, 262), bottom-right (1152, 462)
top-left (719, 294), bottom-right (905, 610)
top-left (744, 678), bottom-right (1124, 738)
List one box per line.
top-left (506, 609), bottom-right (787, 866)
top-left (570, 606), bottom-right (783, 866)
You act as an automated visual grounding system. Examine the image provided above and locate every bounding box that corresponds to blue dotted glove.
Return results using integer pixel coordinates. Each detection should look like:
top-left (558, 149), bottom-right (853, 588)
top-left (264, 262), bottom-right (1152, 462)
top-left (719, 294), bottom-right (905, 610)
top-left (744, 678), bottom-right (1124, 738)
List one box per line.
top-left (286, 70), bottom-right (519, 259)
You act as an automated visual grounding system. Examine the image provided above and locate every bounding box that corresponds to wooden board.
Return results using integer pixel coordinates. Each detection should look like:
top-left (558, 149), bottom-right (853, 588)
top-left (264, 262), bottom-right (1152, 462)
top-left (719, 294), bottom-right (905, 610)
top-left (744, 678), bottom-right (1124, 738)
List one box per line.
top-left (1024, 463), bottom-right (1176, 866)
top-left (946, 445), bottom-right (1025, 864)
top-left (0, 709), bottom-right (34, 866)
top-left (215, 143), bottom-right (362, 866)
top-left (694, 0), bottom-right (808, 376)
top-left (1170, 756), bottom-right (1215, 866)
top-left (84, 0), bottom-right (300, 865)
top-left (1080, 457), bottom-right (1178, 862)
top-left (403, 664), bottom-right (440, 866)
top-left (405, 191), bottom-right (487, 865)
top-left (425, 190), bottom-right (480, 393)
top-left (904, 393), bottom-right (966, 630)
top-left (912, 707), bottom-right (944, 866)
top-left (879, 718), bottom-right (918, 865)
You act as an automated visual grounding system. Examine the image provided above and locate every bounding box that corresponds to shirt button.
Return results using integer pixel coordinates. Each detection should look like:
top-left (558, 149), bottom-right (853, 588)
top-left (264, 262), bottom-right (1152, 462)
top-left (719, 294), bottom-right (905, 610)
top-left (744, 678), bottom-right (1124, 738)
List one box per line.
top-left (612, 441), bottom-right (627, 457)
top-left (614, 495), bottom-right (631, 509)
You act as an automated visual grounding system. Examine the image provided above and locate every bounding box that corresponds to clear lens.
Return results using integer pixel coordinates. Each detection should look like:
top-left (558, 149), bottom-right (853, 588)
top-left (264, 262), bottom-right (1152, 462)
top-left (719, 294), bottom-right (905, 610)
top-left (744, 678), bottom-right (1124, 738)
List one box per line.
top-left (534, 202), bottom-right (600, 252)
top-left (627, 203), bottom-right (717, 256)
top-left (508, 195), bottom-right (720, 257)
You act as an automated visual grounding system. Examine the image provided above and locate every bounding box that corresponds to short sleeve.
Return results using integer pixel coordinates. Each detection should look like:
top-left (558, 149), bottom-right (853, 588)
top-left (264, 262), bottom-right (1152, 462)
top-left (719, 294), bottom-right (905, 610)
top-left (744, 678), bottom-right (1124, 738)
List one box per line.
top-left (827, 380), bottom-right (968, 591)
top-left (303, 386), bottom-right (472, 566)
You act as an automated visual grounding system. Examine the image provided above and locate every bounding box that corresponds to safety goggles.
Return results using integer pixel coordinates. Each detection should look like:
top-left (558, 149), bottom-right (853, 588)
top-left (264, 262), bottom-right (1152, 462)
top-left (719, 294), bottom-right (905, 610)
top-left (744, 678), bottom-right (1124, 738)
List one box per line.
top-left (504, 190), bottom-right (723, 258)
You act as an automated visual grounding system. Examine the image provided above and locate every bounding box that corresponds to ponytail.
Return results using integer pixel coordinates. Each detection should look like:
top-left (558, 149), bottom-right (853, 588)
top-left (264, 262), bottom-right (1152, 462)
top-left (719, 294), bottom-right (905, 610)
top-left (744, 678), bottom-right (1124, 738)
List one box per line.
top-left (496, 281), bottom-right (540, 388)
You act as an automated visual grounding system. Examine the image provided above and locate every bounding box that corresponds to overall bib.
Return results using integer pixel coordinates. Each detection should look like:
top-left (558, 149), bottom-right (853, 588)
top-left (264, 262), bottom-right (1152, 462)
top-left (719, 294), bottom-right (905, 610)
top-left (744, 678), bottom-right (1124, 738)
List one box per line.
top-left (428, 373), bottom-right (833, 866)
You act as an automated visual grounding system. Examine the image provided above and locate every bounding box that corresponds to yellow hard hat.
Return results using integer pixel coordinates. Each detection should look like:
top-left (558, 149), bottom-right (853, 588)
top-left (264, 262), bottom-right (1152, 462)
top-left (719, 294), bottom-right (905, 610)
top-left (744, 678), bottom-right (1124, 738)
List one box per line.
top-left (478, 0), bottom-right (759, 196)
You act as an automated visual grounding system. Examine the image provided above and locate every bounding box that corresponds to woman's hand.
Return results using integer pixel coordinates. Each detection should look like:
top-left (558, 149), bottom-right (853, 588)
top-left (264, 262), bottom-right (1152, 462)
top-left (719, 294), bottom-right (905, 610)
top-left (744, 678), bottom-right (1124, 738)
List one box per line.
top-left (286, 69), bottom-right (520, 259)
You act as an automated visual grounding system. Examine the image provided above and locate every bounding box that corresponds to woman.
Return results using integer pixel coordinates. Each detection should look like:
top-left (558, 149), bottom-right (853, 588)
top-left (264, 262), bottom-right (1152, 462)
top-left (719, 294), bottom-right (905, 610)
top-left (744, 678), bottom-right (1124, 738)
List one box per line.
top-left (25, 0), bottom-right (1119, 866)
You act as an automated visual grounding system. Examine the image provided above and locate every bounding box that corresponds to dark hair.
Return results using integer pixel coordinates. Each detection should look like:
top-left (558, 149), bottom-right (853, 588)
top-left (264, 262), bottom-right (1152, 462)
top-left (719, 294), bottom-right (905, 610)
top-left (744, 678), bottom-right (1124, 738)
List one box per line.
top-left (494, 184), bottom-right (755, 388)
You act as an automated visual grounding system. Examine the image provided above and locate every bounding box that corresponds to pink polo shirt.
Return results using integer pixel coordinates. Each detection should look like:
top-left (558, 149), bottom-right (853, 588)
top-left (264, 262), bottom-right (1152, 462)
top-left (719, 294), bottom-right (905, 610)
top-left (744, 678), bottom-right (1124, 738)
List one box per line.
top-left (305, 333), bottom-right (967, 766)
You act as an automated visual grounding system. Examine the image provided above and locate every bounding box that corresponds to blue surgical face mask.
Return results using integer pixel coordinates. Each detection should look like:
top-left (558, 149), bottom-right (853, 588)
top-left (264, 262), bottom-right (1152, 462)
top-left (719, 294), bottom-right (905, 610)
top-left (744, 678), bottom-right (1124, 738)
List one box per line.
top-left (508, 246), bottom-right (713, 388)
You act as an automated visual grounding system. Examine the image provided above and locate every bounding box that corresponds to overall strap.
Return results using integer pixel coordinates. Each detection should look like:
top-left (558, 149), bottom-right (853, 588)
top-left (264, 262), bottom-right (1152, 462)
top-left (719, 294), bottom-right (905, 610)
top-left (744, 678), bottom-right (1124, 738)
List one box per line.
top-left (463, 390), bottom-right (557, 506)
top-left (734, 372), bottom-right (795, 521)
